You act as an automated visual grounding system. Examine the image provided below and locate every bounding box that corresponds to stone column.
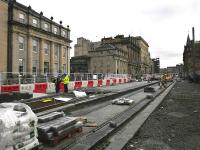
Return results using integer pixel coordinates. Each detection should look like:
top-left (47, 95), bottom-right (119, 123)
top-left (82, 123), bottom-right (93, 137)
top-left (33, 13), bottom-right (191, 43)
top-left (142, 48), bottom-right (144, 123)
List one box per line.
top-left (67, 46), bottom-right (70, 74)
top-left (27, 35), bottom-right (32, 74)
top-left (59, 44), bottom-right (63, 73)
top-left (50, 41), bottom-right (54, 73)
top-left (39, 39), bottom-right (44, 74)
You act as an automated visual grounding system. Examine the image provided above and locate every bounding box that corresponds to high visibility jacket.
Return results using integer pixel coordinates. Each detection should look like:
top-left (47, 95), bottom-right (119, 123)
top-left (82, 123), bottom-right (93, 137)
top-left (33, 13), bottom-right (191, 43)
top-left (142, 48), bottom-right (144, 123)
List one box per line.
top-left (63, 75), bottom-right (70, 84)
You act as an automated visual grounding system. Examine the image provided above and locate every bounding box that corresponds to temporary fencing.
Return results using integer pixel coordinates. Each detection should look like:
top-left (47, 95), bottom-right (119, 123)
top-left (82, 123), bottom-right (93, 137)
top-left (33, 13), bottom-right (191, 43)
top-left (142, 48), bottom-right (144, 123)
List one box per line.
top-left (0, 73), bottom-right (129, 94)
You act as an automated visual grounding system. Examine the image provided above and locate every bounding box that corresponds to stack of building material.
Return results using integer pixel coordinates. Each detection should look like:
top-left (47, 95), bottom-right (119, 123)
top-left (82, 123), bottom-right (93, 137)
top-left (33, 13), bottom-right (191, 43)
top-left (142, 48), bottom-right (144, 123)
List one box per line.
top-left (112, 98), bottom-right (134, 105)
top-left (0, 103), bottom-right (39, 150)
top-left (37, 112), bottom-right (83, 145)
top-left (144, 86), bottom-right (156, 92)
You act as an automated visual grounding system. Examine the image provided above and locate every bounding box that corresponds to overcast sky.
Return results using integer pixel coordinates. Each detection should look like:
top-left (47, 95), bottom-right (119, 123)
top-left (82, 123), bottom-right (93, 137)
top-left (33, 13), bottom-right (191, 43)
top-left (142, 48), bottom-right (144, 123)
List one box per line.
top-left (18, 0), bottom-right (200, 68)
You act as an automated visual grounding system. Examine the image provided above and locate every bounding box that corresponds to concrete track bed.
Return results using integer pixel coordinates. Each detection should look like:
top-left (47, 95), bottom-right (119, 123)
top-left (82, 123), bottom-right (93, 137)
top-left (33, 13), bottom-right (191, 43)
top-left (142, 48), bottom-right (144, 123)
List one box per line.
top-left (124, 81), bottom-right (200, 150)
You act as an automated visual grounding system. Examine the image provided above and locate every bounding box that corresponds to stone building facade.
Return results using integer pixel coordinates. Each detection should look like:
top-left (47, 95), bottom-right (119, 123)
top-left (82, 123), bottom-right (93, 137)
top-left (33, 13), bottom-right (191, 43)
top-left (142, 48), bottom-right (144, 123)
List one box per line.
top-left (70, 56), bottom-right (91, 73)
top-left (93, 35), bottom-right (140, 75)
top-left (0, 0), bottom-right (8, 74)
top-left (135, 36), bottom-right (151, 74)
top-left (152, 58), bottom-right (160, 73)
top-left (72, 35), bottom-right (151, 76)
top-left (71, 37), bottom-right (100, 73)
top-left (74, 37), bottom-right (91, 56)
top-left (89, 42), bottom-right (129, 74)
top-left (0, 0), bottom-right (71, 77)
top-left (183, 27), bottom-right (200, 82)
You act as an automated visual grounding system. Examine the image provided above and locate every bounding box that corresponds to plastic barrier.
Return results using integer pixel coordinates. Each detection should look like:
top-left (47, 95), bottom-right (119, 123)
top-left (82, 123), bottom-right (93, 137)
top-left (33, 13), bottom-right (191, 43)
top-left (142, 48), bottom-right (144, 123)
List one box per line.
top-left (106, 80), bottom-right (110, 86)
top-left (33, 83), bottom-right (47, 93)
top-left (119, 79), bottom-right (122, 84)
top-left (20, 84), bottom-right (34, 93)
top-left (97, 80), bottom-right (103, 87)
top-left (82, 81), bottom-right (88, 88)
top-left (0, 85), bottom-right (20, 93)
top-left (112, 79), bottom-right (117, 86)
top-left (74, 81), bottom-right (82, 89)
top-left (46, 83), bottom-right (55, 93)
top-left (93, 80), bottom-right (98, 87)
top-left (87, 80), bottom-right (94, 88)
top-left (68, 82), bottom-right (74, 90)
top-left (59, 82), bottom-right (64, 92)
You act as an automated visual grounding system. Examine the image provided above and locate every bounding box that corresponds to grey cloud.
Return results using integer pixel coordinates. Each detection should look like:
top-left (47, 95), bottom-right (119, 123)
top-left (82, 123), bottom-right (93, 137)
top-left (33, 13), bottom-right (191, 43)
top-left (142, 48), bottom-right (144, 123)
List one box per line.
top-left (191, 0), bottom-right (199, 12)
top-left (143, 5), bottom-right (182, 21)
top-left (153, 50), bottom-right (182, 59)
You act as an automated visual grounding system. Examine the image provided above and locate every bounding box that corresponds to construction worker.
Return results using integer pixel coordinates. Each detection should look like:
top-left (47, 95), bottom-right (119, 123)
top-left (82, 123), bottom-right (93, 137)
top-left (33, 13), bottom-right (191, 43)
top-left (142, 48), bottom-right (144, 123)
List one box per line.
top-left (55, 75), bottom-right (62, 94)
top-left (160, 74), bottom-right (167, 88)
top-left (63, 74), bottom-right (70, 93)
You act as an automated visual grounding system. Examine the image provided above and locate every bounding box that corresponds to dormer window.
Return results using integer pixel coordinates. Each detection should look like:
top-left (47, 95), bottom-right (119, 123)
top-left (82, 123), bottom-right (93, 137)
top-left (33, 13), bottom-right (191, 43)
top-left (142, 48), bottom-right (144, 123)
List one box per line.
top-left (32, 18), bottom-right (38, 27)
top-left (44, 23), bottom-right (49, 31)
top-left (19, 13), bottom-right (25, 23)
top-left (54, 27), bottom-right (58, 34)
top-left (62, 30), bottom-right (66, 37)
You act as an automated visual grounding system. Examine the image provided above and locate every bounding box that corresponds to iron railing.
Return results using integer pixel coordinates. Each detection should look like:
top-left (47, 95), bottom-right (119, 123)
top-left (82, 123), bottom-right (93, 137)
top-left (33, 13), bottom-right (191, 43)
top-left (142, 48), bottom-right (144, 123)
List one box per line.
top-left (0, 72), bottom-right (130, 85)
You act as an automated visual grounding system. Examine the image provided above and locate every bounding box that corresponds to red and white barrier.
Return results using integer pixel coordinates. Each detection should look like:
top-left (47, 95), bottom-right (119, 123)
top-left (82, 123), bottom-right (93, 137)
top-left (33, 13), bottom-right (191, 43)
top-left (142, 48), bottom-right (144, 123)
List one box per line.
top-left (0, 78), bottom-right (128, 94)
top-left (20, 84), bottom-right (34, 93)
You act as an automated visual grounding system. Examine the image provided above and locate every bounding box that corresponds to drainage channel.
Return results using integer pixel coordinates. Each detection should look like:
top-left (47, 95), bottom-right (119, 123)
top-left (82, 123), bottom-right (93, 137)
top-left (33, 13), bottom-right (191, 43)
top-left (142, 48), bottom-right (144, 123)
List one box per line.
top-left (65, 82), bottom-right (174, 150)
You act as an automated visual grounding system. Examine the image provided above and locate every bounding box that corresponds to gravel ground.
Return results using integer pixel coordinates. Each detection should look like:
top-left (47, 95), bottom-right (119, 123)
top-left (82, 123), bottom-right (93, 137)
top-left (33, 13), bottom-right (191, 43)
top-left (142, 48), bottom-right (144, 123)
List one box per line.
top-left (123, 80), bottom-right (200, 150)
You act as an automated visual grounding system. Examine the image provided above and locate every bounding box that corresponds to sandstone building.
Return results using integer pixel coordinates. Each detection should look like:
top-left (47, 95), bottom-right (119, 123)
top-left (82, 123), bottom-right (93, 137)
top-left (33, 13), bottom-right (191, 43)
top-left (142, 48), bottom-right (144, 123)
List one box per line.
top-left (152, 58), bottom-right (160, 73)
top-left (91, 35), bottom-right (140, 74)
top-left (71, 37), bottom-right (100, 73)
top-left (183, 27), bottom-right (200, 82)
top-left (0, 0), bottom-right (71, 78)
top-left (72, 35), bottom-right (152, 77)
top-left (135, 36), bottom-right (151, 74)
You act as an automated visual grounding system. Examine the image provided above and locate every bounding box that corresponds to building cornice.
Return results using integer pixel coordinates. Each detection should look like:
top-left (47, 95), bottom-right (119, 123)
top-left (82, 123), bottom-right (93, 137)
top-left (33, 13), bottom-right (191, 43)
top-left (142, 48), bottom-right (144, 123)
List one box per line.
top-left (10, 20), bottom-right (72, 43)
top-left (135, 36), bottom-right (149, 47)
top-left (11, 0), bottom-right (70, 31)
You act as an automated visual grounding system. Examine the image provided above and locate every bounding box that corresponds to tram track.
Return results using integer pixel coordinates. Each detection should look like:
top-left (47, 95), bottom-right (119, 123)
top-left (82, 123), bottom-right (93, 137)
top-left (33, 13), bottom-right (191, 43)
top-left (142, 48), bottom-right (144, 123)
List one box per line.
top-left (64, 82), bottom-right (174, 150)
top-left (35, 82), bottom-right (159, 150)
top-left (29, 81), bottom-right (158, 115)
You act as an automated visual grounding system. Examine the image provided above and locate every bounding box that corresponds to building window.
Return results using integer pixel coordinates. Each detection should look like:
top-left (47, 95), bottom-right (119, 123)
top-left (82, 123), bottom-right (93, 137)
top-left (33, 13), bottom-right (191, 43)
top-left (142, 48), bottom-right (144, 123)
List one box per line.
top-left (32, 67), bottom-right (37, 74)
top-left (62, 30), bottom-right (66, 37)
top-left (18, 59), bottom-right (24, 73)
top-left (55, 63), bottom-right (58, 73)
top-left (63, 47), bottom-right (66, 57)
top-left (44, 42), bottom-right (49, 55)
top-left (63, 64), bottom-right (66, 73)
top-left (19, 36), bottom-right (25, 50)
top-left (66, 30), bottom-right (70, 39)
top-left (44, 23), bottom-right (49, 31)
top-left (32, 18), bottom-right (38, 27)
top-left (54, 27), bottom-right (58, 34)
top-left (44, 62), bottom-right (49, 73)
top-left (54, 44), bottom-right (59, 57)
top-left (19, 13), bottom-right (25, 23)
top-left (32, 60), bottom-right (38, 74)
top-left (33, 39), bottom-right (39, 53)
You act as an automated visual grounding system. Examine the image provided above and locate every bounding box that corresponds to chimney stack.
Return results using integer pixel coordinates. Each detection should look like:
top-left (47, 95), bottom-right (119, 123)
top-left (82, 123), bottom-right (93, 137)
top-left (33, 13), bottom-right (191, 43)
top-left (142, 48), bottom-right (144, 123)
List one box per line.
top-left (192, 27), bottom-right (195, 42)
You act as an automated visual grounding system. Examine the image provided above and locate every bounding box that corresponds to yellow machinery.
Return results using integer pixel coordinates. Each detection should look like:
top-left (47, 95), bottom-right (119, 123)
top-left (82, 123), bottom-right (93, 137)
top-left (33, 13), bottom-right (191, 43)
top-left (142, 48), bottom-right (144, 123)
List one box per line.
top-left (162, 73), bottom-right (172, 82)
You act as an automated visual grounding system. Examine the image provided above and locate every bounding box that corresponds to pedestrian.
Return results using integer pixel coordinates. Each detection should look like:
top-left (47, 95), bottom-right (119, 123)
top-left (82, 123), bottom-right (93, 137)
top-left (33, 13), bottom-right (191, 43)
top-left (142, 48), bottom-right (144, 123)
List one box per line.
top-left (55, 75), bottom-right (61, 94)
top-left (63, 73), bottom-right (70, 93)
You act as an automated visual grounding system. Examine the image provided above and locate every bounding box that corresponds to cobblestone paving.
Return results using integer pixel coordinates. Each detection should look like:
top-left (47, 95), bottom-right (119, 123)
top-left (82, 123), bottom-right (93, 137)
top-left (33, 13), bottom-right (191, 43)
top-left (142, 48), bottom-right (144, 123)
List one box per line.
top-left (123, 80), bottom-right (200, 150)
